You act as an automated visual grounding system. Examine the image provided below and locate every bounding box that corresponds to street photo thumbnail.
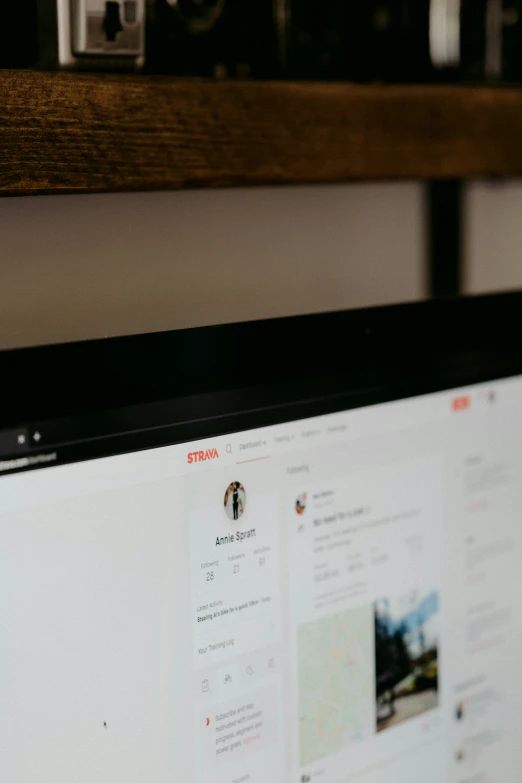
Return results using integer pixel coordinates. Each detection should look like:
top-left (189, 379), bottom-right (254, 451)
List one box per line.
top-left (224, 481), bottom-right (247, 521)
top-left (374, 590), bottom-right (439, 732)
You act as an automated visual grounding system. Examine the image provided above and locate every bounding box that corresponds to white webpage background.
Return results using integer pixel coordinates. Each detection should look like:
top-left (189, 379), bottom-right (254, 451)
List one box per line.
top-left (2, 377), bottom-right (522, 783)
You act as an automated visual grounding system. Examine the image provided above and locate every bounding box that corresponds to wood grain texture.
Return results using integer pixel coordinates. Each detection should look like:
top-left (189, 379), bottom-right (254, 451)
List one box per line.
top-left (2, 70), bottom-right (522, 195)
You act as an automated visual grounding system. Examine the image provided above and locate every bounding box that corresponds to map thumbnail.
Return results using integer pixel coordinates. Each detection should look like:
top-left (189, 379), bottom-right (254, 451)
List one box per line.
top-left (298, 605), bottom-right (374, 766)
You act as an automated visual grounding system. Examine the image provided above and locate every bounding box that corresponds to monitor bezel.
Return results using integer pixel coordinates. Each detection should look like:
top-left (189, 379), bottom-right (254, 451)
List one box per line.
top-left (0, 292), bottom-right (520, 439)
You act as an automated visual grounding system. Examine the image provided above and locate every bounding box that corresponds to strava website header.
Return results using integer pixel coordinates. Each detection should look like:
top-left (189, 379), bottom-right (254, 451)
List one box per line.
top-left (3, 376), bottom-right (522, 783)
top-left (188, 448), bottom-right (220, 464)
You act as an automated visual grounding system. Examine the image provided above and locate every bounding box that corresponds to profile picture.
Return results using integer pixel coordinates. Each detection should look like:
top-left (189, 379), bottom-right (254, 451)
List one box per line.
top-left (295, 492), bottom-right (307, 515)
top-left (224, 481), bottom-right (246, 521)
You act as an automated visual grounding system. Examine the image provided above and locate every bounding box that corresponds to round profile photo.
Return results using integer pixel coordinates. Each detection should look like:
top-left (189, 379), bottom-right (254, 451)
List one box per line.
top-left (295, 492), bottom-right (307, 515)
top-left (224, 481), bottom-right (246, 521)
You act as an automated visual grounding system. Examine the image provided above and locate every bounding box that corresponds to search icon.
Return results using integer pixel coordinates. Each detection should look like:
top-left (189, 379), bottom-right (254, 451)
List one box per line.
top-left (226, 444), bottom-right (233, 455)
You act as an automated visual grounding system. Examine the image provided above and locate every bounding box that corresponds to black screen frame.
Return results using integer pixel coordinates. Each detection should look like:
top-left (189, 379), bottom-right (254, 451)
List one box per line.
top-left (0, 292), bottom-right (521, 472)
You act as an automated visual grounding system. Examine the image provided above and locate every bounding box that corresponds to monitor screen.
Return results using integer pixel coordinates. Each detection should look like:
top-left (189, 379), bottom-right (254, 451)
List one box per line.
top-left (2, 299), bottom-right (521, 783)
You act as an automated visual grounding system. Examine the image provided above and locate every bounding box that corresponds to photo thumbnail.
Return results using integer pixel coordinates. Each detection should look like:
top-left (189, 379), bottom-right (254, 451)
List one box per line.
top-left (374, 590), bottom-right (439, 732)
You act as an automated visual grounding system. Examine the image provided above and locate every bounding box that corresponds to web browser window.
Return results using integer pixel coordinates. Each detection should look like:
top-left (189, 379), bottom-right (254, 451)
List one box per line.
top-left (2, 376), bottom-right (522, 783)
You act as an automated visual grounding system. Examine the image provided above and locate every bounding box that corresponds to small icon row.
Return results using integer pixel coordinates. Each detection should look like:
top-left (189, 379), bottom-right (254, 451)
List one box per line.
top-left (201, 658), bottom-right (276, 692)
top-left (17, 431), bottom-right (41, 446)
top-left (452, 389), bottom-right (497, 413)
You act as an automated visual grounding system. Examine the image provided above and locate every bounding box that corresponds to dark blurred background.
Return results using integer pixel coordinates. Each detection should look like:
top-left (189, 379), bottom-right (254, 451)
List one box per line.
top-left (0, 1), bottom-right (520, 349)
top-left (3, 0), bottom-right (522, 82)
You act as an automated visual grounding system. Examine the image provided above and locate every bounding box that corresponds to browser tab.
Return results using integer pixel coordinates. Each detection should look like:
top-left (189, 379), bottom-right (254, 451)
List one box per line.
top-left (237, 438), bottom-right (267, 453)
top-left (300, 426), bottom-right (322, 439)
top-left (326, 422), bottom-right (348, 434)
top-left (273, 432), bottom-right (295, 445)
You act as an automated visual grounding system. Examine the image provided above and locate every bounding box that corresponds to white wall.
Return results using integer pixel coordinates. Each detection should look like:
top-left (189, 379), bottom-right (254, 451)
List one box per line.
top-left (0, 183), bottom-right (425, 349)
top-left (464, 181), bottom-right (522, 294)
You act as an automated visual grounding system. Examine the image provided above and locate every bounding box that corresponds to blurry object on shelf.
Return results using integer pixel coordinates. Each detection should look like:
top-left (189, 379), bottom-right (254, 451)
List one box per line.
top-left (2, 0), bottom-right (145, 70)
top-left (431, 0), bottom-right (522, 82)
top-left (502, 1), bottom-right (522, 80)
top-left (56, 0), bottom-right (145, 69)
top-left (286, 0), bottom-right (433, 82)
top-left (286, 0), bottom-right (522, 83)
top-left (144, 0), bottom-right (280, 77)
top-left (2, 0), bottom-right (522, 82)
top-left (429, 0), bottom-right (463, 73)
top-left (0, 1), bottom-right (40, 68)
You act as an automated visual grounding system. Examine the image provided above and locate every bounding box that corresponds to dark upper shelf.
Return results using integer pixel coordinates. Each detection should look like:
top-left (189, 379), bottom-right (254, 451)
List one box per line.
top-left (2, 69), bottom-right (522, 196)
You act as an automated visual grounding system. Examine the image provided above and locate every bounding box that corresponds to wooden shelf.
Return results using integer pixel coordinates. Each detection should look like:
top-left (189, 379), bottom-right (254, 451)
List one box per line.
top-left (2, 69), bottom-right (522, 196)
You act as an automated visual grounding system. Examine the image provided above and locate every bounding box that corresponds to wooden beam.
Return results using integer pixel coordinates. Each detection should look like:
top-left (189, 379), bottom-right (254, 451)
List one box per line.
top-left (2, 70), bottom-right (522, 195)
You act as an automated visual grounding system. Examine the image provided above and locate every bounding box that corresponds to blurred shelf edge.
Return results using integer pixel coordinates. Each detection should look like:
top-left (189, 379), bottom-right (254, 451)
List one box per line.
top-left (3, 70), bottom-right (522, 196)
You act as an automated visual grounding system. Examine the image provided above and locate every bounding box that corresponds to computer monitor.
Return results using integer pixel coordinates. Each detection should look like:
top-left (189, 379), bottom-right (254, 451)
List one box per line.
top-left (2, 293), bottom-right (521, 783)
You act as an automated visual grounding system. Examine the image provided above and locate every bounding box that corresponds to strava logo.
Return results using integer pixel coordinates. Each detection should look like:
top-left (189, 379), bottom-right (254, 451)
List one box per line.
top-left (187, 448), bottom-right (219, 464)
